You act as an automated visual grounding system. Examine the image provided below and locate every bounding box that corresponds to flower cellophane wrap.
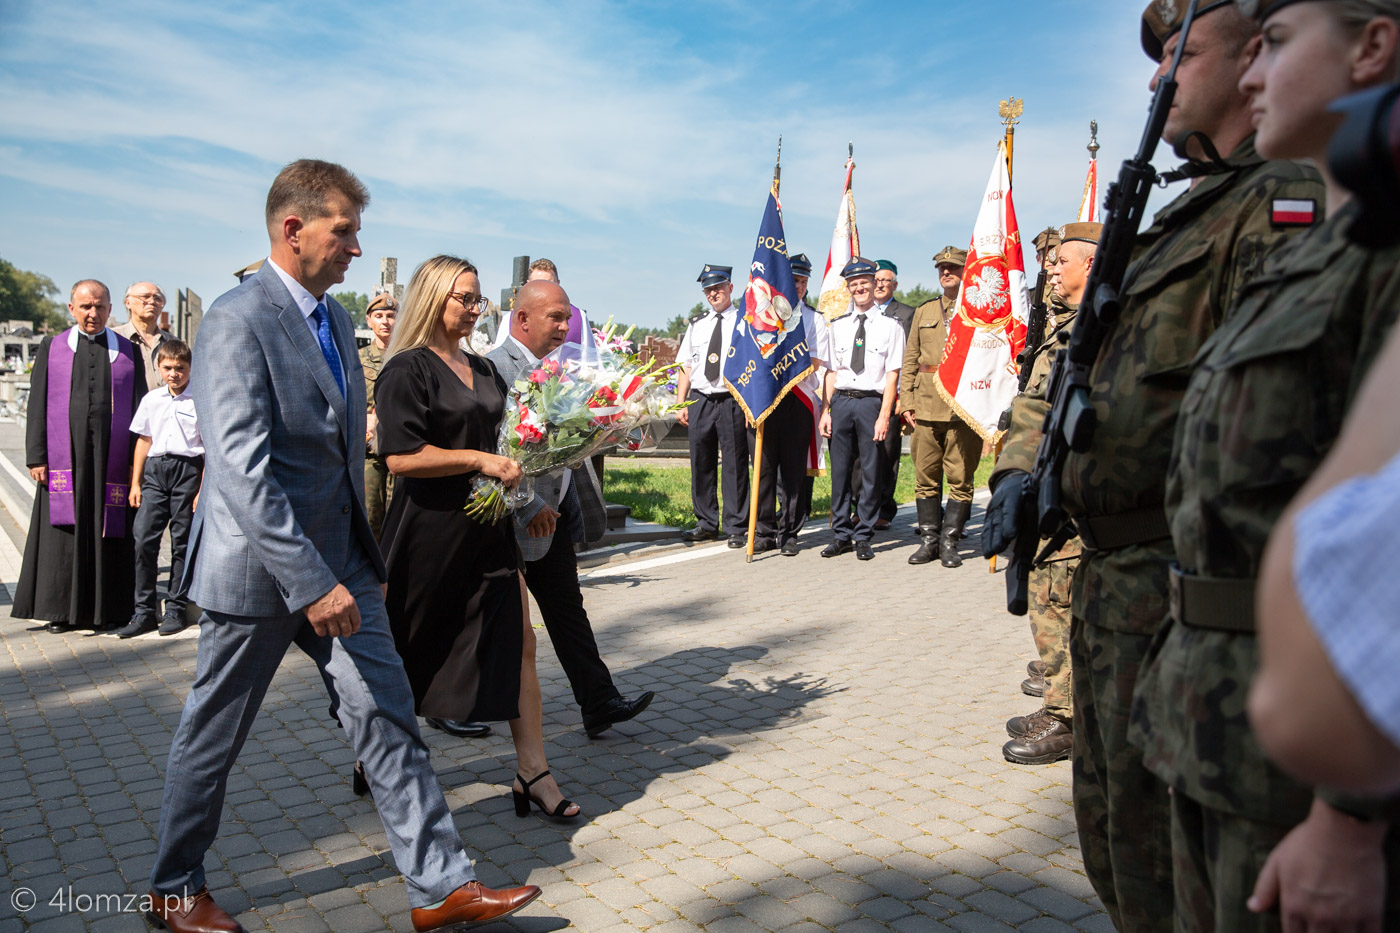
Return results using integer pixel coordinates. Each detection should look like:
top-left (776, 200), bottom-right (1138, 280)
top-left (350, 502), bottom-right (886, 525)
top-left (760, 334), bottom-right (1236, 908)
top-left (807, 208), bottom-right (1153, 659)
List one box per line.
top-left (464, 338), bottom-right (689, 522)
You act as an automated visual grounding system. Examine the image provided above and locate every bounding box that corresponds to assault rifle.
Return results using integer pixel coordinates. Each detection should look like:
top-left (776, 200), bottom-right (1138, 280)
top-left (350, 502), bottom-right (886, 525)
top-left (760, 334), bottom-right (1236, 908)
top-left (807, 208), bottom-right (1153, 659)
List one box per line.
top-left (1002, 0), bottom-right (1203, 615)
top-left (997, 266), bottom-right (1049, 433)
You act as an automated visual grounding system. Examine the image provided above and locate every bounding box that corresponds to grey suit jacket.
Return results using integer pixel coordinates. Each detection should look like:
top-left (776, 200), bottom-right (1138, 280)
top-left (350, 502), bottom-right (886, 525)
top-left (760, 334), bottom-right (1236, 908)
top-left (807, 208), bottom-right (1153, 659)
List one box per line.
top-left (185, 264), bottom-right (384, 616)
top-left (486, 338), bottom-right (607, 561)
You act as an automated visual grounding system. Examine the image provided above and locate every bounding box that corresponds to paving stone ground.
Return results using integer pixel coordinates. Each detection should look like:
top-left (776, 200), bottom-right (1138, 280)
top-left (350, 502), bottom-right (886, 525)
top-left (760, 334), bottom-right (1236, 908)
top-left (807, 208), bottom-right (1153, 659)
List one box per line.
top-left (0, 478), bottom-right (1107, 932)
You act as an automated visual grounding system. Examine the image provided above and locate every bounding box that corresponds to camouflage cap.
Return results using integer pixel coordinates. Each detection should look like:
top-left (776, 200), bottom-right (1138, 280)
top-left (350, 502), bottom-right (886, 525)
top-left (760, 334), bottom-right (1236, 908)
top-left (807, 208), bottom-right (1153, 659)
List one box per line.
top-left (1032, 226), bottom-right (1061, 253)
top-left (1234, 0), bottom-right (1313, 21)
top-left (1058, 222), bottom-right (1104, 245)
top-left (1141, 0), bottom-right (1234, 61)
top-left (932, 246), bottom-right (968, 268)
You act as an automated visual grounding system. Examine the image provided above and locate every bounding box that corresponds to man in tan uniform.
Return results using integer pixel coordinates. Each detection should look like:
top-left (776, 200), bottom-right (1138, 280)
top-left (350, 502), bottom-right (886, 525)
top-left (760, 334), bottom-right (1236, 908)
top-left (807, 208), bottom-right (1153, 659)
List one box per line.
top-left (360, 292), bottom-right (397, 537)
top-left (898, 246), bottom-right (984, 567)
top-left (1000, 222), bottom-right (1098, 766)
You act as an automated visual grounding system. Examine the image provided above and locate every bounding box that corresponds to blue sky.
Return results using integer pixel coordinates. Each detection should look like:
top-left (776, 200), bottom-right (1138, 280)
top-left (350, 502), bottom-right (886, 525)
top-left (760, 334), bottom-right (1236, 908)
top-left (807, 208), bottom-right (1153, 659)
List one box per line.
top-left (0, 1), bottom-right (1166, 329)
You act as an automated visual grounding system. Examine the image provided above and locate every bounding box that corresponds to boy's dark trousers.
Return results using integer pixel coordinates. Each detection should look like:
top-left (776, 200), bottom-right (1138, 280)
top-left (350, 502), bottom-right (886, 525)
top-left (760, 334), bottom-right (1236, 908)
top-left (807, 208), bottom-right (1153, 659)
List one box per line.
top-left (133, 454), bottom-right (202, 623)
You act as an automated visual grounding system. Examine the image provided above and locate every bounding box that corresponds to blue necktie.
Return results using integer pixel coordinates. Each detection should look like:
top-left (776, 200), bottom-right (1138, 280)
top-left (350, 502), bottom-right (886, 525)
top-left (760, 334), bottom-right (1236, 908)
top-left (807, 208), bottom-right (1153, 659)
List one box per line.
top-left (311, 302), bottom-right (344, 397)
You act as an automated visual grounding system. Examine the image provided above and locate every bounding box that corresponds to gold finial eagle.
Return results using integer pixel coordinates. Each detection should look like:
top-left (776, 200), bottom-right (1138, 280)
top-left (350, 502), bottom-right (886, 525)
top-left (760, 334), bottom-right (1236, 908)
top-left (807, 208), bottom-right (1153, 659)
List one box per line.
top-left (999, 98), bottom-right (1023, 127)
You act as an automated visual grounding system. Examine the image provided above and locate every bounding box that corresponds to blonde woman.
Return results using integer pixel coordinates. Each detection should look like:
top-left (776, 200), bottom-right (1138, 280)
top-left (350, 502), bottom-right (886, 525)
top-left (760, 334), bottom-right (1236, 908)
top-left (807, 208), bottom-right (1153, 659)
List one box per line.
top-left (373, 254), bottom-right (580, 820)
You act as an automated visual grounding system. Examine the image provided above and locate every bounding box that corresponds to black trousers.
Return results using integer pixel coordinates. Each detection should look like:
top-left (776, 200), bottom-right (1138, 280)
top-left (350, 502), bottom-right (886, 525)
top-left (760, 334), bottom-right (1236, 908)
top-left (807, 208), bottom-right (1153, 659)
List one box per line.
top-left (829, 394), bottom-right (884, 542)
top-left (748, 392), bottom-right (813, 545)
top-left (688, 391), bottom-right (751, 535)
top-left (876, 412), bottom-right (903, 520)
top-left (522, 522), bottom-right (620, 716)
top-left (133, 454), bottom-right (201, 622)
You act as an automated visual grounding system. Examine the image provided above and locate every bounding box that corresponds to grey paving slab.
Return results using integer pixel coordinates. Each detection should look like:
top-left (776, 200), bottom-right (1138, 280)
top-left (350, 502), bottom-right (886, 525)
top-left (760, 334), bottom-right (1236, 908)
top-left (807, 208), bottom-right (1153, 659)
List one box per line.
top-left (1, 491), bottom-right (1106, 930)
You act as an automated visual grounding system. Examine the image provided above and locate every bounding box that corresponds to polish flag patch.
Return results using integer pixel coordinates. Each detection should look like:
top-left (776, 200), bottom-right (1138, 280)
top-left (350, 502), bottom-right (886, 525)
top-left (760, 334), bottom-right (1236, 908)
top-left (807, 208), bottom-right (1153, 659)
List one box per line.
top-left (1272, 198), bottom-right (1317, 227)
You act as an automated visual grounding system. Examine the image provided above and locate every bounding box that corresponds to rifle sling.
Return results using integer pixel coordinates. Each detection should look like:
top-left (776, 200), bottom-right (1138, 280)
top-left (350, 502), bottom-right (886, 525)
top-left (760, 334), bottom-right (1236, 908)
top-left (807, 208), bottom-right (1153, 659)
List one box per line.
top-left (1168, 564), bottom-right (1256, 634)
top-left (1073, 507), bottom-right (1171, 551)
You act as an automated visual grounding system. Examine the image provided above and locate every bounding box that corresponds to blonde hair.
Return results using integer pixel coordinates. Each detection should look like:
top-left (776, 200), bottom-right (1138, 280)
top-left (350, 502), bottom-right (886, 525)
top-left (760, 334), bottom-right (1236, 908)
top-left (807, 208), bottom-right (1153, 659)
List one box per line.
top-left (383, 255), bottom-right (478, 367)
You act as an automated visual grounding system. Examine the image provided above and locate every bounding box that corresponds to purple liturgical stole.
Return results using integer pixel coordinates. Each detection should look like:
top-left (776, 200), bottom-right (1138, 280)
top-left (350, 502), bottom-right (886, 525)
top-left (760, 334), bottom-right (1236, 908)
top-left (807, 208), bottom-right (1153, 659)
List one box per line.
top-left (566, 303), bottom-right (584, 345)
top-left (45, 327), bottom-right (137, 536)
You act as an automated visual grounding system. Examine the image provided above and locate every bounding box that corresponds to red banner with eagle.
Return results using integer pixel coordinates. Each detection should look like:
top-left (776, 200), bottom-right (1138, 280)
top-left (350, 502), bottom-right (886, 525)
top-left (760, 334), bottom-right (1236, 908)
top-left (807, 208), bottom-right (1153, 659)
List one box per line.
top-left (935, 140), bottom-right (1029, 442)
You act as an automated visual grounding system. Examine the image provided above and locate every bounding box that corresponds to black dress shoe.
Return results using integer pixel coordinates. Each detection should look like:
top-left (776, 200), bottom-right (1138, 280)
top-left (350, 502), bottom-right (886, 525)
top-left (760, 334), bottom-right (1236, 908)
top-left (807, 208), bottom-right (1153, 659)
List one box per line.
top-left (158, 616), bottom-right (191, 636)
top-left (45, 621), bottom-right (71, 634)
top-left (873, 518), bottom-right (891, 530)
top-left (855, 541), bottom-right (875, 561)
top-left (424, 718), bottom-right (493, 738)
top-left (583, 691), bottom-right (655, 738)
top-left (779, 540), bottom-right (800, 556)
top-left (820, 540), bottom-right (853, 558)
top-left (682, 527), bottom-right (721, 542)
top-left (752, 538), bottom-right (777, 553)
top-left (116, 617), bottom-right (159, 639)
top-left (726, 535), bottom-right (745, 548)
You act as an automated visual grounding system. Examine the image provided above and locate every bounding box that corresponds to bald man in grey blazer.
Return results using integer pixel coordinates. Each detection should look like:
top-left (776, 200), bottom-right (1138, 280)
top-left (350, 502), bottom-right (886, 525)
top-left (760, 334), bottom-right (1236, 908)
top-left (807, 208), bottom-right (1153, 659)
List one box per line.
top-left (488, 281), bottom-right (654, 740)
top-left (145, 160), bottom-right (539, 933)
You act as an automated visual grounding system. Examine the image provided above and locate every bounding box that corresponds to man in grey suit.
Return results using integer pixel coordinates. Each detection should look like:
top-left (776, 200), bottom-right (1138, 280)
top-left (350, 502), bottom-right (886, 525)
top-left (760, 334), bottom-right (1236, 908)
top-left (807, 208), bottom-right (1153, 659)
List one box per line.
top-left (487, 281), bottom-right (655, 739)
top-left (145, 160), bottom-right (540, 933)
top-left (871, 260), bottom-right (915, 529)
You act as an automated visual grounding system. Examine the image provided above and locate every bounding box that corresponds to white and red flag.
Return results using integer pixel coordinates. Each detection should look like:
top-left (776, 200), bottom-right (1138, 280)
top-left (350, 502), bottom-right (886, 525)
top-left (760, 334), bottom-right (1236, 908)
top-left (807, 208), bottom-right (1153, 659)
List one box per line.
top-left (1077, 153), bottom-right (1099, 223)
top-left (936, 140), bottom-right (1030, 442)
top-left (817, 157), bottom-right (859, 323)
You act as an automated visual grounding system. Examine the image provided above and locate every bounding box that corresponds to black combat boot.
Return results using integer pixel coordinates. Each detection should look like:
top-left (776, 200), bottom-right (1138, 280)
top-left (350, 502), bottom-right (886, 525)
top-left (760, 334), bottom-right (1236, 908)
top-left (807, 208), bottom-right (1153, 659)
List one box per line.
top-left (907, 498), bottom-right (943, 565)
top-left (940, 499), bottom-right (971, 567)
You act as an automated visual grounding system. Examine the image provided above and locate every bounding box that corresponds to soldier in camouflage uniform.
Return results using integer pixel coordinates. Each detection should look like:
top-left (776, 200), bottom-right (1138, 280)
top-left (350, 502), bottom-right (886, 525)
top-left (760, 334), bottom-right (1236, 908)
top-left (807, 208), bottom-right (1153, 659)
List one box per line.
top-left (898, 246), bottom-right (985, 567)
top-left (1128, 0), bottom-right (1400, 928)
top-left (361, 292), bottom-right (397, 538)
top-left (984, 3), bottom-right (1324, 928)
top-left (996, 222), bottom-right (1099, 766)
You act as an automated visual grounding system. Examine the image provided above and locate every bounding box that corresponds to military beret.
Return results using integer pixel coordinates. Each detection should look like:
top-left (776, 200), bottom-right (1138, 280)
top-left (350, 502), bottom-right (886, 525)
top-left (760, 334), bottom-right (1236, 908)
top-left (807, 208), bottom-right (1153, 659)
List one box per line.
top-left (789, 253), bottom-right (813, 276)
top-left (366, 292), bottom-right (399, 313)
top-left (932, 246), bottom-right (968, 268)
top-left (1032, 227), bottom-right (1062, 253)
top-left (875, 259), bottom-right (898, 274)
top-left (1234, 0), bottom-right (1316, 21)
top-left (1058, 222), bottom-right (1104, 245)
top-left (841, 256), bottom-right (878, 279)
top-left (697, 264), bottom-right (732, 287)
top-left (1141, 0), bottom-right (1235, 61)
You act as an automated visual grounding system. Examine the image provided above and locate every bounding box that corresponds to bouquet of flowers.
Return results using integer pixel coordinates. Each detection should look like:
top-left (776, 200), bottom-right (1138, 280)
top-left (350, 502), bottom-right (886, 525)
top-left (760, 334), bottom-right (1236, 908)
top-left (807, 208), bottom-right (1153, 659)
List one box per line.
top-left (464, 339), bottom-right (689, 522)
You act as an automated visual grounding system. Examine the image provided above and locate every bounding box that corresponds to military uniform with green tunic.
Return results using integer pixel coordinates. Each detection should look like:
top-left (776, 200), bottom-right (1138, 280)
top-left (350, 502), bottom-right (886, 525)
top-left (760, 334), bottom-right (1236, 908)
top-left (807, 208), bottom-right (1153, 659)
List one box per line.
top-left (360, 339), bottom-right (392, 537)
top-left (897, 245), bottom-right (985, 568)
top-left (1127, 196), bottom-right (1400, 928)
top-left (1002, 5), bottom-right (1329, 926)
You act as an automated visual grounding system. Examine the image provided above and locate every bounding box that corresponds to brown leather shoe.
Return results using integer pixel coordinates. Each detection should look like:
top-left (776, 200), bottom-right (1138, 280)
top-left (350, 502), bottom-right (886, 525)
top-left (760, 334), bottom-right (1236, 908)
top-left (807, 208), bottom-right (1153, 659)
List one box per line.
top-left (411, 881), bottom-right (542, 931)
top-left (1003, 715), bottom-right (1073, 765)
top-left (1005, 706), bottom-right (1054, 738)
top-left (145, 887), bottom-right (244, 933)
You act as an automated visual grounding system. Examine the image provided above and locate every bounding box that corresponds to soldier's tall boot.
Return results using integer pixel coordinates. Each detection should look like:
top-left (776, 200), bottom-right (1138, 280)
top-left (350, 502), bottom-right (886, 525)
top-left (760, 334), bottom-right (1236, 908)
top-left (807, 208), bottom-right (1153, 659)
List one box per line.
top-left (940, 499), bottom-right (971, 568)
top-left (907, 498), bottom-right (943, 565)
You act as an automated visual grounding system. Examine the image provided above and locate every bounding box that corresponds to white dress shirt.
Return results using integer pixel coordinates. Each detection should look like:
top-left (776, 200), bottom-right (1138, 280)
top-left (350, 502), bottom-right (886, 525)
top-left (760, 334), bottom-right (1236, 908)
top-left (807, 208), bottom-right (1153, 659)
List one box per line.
top-left (799, 303), bottom-right (831, 398)
top-left (131, 385), bottom-right (204, 458)
top-left (266, 257), bottom-right (344, 385)
top-left (827, 306), bottom-right (906, 392)
top-left (679, 303), bottom-right (738, 395)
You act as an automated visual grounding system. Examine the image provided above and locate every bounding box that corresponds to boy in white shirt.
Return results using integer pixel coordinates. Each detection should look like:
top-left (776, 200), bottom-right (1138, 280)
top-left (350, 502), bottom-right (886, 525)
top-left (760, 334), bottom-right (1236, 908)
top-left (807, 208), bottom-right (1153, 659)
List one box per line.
top-left (115, 339), bottom-right (203, 638)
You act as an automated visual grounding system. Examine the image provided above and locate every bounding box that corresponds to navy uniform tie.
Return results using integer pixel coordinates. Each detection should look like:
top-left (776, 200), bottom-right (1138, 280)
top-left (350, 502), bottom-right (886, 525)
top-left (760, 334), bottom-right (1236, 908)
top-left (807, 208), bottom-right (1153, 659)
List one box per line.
top-left (311, 302), bottom-right (345, 397)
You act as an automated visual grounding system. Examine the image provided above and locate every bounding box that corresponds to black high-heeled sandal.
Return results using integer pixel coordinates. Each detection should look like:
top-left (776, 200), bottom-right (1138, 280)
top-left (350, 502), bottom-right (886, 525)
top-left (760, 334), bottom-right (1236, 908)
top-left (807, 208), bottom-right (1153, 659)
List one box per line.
top-left (512, 770), bottom-right (580, 820)
top-left (353, 760), bottom-right (371, 798)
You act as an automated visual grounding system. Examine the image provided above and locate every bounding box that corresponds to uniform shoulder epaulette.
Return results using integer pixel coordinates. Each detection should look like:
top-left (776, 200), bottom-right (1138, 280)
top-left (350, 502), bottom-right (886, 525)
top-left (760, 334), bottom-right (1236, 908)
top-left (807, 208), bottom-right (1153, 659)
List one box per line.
top-left (830, 310), bottom-right (852, 322)
top-left (689, 311), bottom-right (707, 324)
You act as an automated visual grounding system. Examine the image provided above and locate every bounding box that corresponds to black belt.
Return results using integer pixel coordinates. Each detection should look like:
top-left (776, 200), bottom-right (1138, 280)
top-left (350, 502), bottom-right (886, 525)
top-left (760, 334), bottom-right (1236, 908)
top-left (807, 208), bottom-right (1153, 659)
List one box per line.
top-left (1169, 564), bottom-right (1256, 633)
top-left (1074, 507), bottom-right (1171, 551)
top-left (835, 389), bottom-right (881, 399)
top-left (154, 453), bottom-right (204, 467)
top-left (690, 389), bottom-right (732, 400)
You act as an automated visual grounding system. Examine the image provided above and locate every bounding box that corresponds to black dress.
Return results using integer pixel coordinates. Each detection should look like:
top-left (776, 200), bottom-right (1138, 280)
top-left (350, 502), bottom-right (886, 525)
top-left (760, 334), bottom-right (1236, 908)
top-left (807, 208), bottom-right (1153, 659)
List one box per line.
top-left (376, 348), bottom-right (523, 722)
top-left (14, 332), bottom-right (145, 625)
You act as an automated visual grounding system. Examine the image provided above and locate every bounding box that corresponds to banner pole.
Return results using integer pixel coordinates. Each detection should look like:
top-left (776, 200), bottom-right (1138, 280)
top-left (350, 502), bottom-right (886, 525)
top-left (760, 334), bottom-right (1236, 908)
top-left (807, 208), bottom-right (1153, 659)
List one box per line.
top-left (991, 99), bottom-right (1021, 573)
top-left (746, 423), bottom-right (765, 562)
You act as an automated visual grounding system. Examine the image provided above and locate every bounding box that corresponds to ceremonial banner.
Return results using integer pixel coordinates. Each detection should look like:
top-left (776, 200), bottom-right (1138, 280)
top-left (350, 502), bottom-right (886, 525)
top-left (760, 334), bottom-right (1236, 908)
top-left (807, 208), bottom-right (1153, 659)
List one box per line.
top-left (817, 158), bottom-right (859, 322)
top-left (936, 141), bottom-right (1030, 442)
top-left (1077, 154), bottom-right (1100, 223)
top-left (725, 189), bottom-right (813, 424)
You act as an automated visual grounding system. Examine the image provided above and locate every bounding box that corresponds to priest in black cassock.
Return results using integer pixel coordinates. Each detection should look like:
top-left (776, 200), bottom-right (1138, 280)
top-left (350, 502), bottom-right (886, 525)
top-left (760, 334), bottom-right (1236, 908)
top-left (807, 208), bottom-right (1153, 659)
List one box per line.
top-left (14, 280), bottom-right (146, 633)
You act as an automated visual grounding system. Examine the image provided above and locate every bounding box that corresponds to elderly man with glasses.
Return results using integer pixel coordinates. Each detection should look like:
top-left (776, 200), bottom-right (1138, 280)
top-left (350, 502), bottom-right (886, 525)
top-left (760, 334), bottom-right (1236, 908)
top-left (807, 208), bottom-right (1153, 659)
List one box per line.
top-left (114, 282), bottom-right (174, 390)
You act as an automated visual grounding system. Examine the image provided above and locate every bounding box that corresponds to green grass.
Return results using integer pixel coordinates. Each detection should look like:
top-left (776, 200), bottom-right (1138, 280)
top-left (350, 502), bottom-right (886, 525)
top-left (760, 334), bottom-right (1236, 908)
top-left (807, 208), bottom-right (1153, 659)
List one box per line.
top-left (604, 454), bottom-right (996, 529)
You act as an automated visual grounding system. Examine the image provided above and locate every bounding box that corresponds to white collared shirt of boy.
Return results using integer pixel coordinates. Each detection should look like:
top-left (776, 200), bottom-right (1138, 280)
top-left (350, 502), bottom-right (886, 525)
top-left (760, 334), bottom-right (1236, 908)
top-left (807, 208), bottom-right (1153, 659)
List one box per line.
top-left (130, 384), bottom-right (204, 459)
top-left (678, 304), bottom-right (738, 395)
top-left (828, 306), bottom-right (906, 391)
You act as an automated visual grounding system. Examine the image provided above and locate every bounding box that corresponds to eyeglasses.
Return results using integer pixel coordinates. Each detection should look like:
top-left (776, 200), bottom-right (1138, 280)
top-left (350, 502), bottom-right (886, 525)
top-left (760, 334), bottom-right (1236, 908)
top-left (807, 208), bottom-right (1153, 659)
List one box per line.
top-left (130, 294), bottom-right (165, 304)
top-left (447, 292), bottom-right (489, 312)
